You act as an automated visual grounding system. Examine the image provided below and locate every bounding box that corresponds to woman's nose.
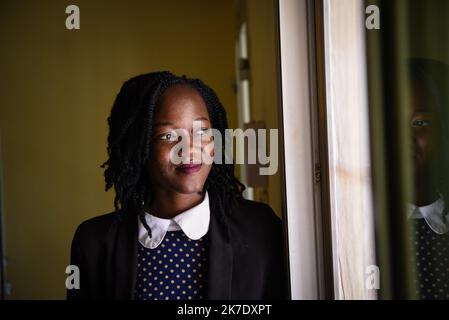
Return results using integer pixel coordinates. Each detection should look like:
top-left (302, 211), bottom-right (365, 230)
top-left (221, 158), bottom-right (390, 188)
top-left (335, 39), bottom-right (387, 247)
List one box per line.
top-left (177, 133), bottom-right (203, 163)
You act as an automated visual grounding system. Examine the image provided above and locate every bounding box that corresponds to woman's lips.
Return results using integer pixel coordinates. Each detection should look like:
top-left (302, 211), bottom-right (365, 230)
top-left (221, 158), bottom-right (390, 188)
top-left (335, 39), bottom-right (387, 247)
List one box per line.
top-left (175, 163), bottom-right (202, 174)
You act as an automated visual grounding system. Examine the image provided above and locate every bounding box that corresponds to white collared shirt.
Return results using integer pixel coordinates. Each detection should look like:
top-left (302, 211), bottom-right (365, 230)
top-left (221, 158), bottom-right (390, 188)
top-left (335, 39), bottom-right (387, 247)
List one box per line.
top-left (138, 192), bottom-right (210, 249)
top-left (408, 196), bottom-right (449, 234)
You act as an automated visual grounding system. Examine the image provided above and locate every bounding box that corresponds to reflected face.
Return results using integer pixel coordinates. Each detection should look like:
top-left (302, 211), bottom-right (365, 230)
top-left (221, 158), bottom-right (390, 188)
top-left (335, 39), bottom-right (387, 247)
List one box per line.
top-left (146, 84), bottom-right (213, 195)
top-left (410, 81), bottom-right (436, 173)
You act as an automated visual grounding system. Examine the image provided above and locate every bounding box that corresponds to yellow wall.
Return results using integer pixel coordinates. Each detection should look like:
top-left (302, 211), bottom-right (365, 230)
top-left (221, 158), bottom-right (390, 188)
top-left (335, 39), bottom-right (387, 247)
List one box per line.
top-left (0, 0), bottom-right (237, 299)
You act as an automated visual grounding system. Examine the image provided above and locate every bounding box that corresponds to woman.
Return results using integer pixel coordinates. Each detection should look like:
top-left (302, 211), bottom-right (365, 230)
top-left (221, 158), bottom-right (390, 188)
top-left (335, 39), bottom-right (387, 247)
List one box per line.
top-left (407, 59), bottom-right (449, 299)
top-left (67, 71), bottom-right (287, 300)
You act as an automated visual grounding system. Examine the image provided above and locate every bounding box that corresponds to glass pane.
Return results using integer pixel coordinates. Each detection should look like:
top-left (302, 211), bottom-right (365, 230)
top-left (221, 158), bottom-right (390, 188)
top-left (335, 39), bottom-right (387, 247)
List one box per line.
top-left (367, 0), bottom-right (449, 299)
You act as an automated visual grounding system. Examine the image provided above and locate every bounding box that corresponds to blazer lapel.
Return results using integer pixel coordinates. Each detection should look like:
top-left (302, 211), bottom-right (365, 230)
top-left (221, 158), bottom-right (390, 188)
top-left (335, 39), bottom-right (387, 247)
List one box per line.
top-left (113, 213), bottom-right (138, 299)
top-left (207, 210), bottom-right (233, 299)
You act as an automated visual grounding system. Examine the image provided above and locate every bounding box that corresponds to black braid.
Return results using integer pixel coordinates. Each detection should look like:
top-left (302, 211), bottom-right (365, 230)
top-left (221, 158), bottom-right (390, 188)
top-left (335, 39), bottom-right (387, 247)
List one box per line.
top-left (101, 71), bottom-right (245, 236)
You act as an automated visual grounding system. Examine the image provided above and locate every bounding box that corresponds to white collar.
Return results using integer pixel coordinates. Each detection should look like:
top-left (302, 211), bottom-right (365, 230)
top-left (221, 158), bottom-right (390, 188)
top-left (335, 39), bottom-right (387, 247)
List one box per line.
top-left (138, 192), bottom-right (210, 249)
top-left (407, 196), bottom-right (449, 234)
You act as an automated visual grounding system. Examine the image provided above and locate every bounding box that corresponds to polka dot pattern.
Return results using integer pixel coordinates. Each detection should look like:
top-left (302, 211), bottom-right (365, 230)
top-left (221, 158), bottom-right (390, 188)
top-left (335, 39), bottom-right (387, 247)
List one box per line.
top-left (410, 219), bottom-right (449, 299)
top-left (134, 230), bottom-right (209, 300)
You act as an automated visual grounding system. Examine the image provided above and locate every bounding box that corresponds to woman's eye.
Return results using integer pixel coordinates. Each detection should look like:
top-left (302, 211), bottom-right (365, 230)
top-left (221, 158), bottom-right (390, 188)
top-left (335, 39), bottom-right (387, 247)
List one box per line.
top-left (160, 132), bottom-right (178, 141)
top-left (196, 127), bottom-right (211, 136)
top-left (411, 119), bottom-right (430, 128)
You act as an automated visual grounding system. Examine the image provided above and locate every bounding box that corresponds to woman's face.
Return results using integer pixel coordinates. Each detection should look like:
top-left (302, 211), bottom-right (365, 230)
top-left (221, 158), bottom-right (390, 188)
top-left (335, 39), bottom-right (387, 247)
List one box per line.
top-left (146, 84), bottom-right (213, 195)
top-left (410, 81), bottom-right (435, 174)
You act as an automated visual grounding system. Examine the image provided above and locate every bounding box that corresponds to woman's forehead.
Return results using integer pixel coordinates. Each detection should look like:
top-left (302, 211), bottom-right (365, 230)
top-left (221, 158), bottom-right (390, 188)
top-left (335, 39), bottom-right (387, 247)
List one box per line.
top-left (410, 80), bottom-right (437, 113)
top-left (153, 84), bottom-right (210, 122)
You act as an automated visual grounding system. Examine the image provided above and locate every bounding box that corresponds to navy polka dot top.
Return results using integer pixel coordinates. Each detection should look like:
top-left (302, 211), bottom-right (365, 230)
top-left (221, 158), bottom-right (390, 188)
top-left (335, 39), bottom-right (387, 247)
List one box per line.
top-left (410, 219), bottom-right (449, 299)
top-left (134, 230), bottom-right (209, 300)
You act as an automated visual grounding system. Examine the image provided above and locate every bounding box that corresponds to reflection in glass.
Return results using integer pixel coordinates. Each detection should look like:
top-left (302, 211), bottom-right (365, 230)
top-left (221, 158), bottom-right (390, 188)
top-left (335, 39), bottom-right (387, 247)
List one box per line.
top-left (406, 59), bottom-right (449, 299)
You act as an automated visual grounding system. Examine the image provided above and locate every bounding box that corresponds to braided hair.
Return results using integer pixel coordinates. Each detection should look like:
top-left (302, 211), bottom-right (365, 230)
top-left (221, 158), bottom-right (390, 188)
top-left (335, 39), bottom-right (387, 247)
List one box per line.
top-left (101, 71), bottom-right (245, 236)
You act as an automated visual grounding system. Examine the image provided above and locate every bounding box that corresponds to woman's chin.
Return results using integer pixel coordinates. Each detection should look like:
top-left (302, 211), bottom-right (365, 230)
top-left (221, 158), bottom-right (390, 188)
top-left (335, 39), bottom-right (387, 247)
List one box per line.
top-left (175, 184), bottom-right (205, 195)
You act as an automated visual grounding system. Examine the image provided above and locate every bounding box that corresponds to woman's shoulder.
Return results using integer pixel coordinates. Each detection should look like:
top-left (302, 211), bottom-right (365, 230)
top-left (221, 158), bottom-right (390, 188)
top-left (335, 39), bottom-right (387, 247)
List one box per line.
top-left (230, 198), bottom-right (282, 231)
top-left (225, 198), bottom-right (283, 253)
top-left (72, 211), bottom-right (121, 244)
top-left (235, 197), bottom-right (278, 217)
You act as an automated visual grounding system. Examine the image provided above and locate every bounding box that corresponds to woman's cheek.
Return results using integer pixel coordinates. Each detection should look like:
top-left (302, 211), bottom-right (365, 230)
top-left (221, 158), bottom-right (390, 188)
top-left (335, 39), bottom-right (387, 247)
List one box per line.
top-left (160, 144), bottom-right (176, 167)
top-left (201, 139), bottom-right (215, 164)
top-left (147, 145), bottom-right (168, 172)
top-left (417, 131), bottom-right (432, 161)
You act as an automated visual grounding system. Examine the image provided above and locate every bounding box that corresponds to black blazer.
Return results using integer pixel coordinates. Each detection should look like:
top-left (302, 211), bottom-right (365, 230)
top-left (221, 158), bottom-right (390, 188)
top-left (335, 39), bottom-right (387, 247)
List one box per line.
top-left (67, 198), bottom-right (288, 300)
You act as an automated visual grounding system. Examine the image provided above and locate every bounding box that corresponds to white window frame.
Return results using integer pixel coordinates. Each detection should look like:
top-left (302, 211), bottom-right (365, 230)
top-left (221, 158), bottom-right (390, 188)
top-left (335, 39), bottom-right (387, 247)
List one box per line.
top-left (279, 0), bottom-right (377, 299)
top-left (279, 0), bottom-right (324, 299)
